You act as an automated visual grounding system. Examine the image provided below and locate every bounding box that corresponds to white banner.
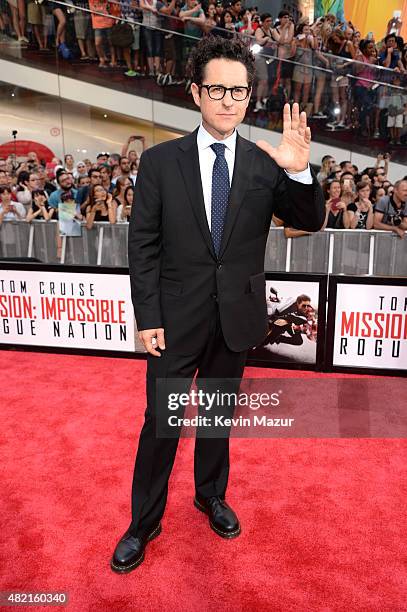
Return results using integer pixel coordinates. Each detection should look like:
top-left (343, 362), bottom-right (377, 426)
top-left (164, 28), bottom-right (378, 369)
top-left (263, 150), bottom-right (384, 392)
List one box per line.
top-left (0, 270), bottom-right (136, 351)
top-left (333, 283), bottom-right (407, 370)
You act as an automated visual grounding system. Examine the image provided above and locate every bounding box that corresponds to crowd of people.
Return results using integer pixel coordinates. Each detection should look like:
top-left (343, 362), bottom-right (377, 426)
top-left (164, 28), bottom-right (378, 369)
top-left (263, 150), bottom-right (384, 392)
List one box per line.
top-left (1, 1), bottom-right (407, 143)
top-left (316, 154), bottom-right (407, 238)
top-left (0, 138), bottom-right (142, 231)
top-left (0, 141), bottom-right (406, 239)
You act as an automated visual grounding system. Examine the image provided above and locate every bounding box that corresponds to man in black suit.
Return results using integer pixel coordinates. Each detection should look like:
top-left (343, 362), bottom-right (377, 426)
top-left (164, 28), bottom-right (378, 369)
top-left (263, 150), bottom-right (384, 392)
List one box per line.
top-left (111, 36), bottom-right (325, 573)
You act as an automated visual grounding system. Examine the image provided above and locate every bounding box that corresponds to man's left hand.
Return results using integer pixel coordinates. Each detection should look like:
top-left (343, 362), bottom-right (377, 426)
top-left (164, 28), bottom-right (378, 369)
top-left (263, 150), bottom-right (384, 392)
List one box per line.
top-left (256, 103), bottom-right (311, 173)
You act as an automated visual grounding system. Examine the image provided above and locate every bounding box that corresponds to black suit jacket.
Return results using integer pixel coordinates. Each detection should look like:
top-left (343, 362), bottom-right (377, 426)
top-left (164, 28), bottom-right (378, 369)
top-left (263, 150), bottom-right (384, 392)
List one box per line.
top-left (128, 128), bottom-right (325, 354)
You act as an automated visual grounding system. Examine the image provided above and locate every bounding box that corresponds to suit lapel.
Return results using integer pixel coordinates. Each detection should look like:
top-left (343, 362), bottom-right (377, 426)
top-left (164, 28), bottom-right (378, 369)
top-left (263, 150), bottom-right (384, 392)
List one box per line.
top-left (218, 134), bottom-right (254, 259)
top-left (177, 129), bottom-right (216, 260)
top-left (177, 129), bottom-right (255, 261)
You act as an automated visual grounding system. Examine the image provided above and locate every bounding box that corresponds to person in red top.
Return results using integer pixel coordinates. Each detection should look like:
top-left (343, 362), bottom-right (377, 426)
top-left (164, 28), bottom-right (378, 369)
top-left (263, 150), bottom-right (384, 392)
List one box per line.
top-left (237, 8), bottom-right (257, 44)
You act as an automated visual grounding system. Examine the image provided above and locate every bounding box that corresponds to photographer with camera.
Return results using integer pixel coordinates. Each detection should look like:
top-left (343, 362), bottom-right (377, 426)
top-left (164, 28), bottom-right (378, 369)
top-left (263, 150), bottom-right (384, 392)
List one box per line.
top-left (374, 179), bottom-right (407, 238)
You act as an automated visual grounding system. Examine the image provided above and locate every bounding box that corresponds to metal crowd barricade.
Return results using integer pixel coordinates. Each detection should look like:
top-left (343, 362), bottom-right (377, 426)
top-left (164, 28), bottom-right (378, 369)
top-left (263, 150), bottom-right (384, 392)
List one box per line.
top-left (0, 221), bottom-right (32, 258)
top-left (1, 221), bottom-right (406, 276)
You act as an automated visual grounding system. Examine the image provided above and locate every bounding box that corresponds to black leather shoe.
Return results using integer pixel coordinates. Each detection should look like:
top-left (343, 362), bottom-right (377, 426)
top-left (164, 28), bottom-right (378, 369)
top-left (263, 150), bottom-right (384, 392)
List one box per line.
top-left (110, 522), bottom-right (162, 574)
top-left (194, 495), bottom-right (241, 538)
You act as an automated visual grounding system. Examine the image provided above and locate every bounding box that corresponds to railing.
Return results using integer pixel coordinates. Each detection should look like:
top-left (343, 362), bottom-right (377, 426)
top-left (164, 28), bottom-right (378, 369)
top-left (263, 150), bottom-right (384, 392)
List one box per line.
top-left (0, 0), bottom-right (406, 163)
top-left (1, 220), bottom-right (406, 276)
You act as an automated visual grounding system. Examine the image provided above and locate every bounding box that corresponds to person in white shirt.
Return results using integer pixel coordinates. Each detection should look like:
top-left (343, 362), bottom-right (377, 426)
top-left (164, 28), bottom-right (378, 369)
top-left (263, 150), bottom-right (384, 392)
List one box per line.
top-left (0, 186), bottom-right (26, 224)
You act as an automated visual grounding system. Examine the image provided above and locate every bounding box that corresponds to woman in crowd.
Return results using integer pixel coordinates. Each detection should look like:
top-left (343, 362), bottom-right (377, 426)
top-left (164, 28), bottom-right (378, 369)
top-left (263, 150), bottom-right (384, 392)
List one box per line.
top-left (326, 29), bottom-right (355, 129)
top-left (218, 10), bottom-right (236, 38)
top-left (345, 181), bottom-right (374, 229)
top-left (88, 0), bottom-right (116, 68)
top-left (45, 1), bottom-right (69, 58)
top-left (237, 8), bottom-right (255, 44)
top-left (371, 185), bottom-right (386, 207)
top-left (27, 0), bottom-right (47, 50)
top-left (73, 161), bottom-right (88, 181)
top-left (310, 17), bottom-right (330, 118)
top-left (120, 0), bottom-right (142, 77)
top-left (271, 11), bottom-right (295, 100)
top-left (203, 3), bottom-right (218, 35)
top-left (64, 154), bottom-right (75, 173)
top-left (254, 13), bottom-right (274, 112)
top-left (73, 1), bottom-right (96, 60)
top-left (321, 178), bottom-right (347, 229)
top-left (6, 0), bottom-right (27, 44)
top-left (129, 161), bottom-right (138, 181)
top-left (117, 185), bottom-right (134, 222)
top-left (353, 39), bottom-right (379, 138)
top-left (140, 0), bottom-right (164, 76)
top-left (0, 186), bottom-right (26, 223)
top-left (85, 184), bottom-right (116, 229)
top-left (292, 22), bottom-right (317, 114)
top-left (352, 30), bottom-right (362, 59)
top-left (99, 164), bottom-right (113, 191)
top-left (26, 189), bottom-right (53, 222)
top-left (15, 171), bottom-right (41, 212)
top-left (317, 155), bottom-right (336, 183)
top-left (112, 176), bottom-right (132, 211)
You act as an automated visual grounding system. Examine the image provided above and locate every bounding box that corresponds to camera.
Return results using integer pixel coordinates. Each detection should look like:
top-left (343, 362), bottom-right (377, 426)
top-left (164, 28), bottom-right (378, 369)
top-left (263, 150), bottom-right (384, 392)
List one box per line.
top-left (392, 211), bottom-right (402, 226)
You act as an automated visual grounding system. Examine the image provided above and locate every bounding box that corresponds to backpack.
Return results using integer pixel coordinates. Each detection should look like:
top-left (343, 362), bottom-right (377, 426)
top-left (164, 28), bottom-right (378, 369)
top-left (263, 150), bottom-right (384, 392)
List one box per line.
top-left (110, 22), bottom-right (134, 48)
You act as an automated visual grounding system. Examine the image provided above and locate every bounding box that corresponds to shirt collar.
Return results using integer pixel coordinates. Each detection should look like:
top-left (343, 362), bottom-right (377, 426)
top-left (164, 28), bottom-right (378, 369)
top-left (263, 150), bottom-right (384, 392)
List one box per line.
top-left (197, 122), bottom-right (237, 154)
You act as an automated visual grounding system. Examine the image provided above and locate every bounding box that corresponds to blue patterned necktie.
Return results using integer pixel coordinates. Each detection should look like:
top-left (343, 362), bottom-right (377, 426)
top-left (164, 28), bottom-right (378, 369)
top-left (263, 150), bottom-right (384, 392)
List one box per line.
top-left (210, 142), bottom-right (230, 257)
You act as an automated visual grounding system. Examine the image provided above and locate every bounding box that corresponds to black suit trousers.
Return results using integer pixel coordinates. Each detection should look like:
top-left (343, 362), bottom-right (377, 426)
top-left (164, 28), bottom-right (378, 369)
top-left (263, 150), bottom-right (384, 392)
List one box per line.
top-left (129, 303), bottom-right (247, 538)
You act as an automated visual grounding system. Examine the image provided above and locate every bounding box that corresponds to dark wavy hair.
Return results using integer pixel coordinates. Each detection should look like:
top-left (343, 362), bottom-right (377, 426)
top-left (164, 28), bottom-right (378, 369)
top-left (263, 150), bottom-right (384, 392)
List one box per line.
top-left (187, 35), bottom-right (255, 87)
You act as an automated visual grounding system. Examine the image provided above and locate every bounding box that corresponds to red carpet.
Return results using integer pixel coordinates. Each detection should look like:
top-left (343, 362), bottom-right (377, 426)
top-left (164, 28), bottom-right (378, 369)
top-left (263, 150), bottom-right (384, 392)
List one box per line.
top-left (1, 350), bottom-right (405, 611)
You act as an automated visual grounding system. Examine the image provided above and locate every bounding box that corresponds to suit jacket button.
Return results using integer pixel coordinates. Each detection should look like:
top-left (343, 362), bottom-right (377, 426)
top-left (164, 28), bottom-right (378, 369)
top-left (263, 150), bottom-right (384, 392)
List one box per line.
top-left (217, 263), bottom-right (222, 269)
top-left (211, 293), bottom-right (218, 300)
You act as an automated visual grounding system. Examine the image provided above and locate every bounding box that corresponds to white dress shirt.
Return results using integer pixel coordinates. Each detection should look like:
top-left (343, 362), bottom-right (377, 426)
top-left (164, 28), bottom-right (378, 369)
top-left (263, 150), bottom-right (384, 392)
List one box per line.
top-left (196, 122), bottom-right (313, 228)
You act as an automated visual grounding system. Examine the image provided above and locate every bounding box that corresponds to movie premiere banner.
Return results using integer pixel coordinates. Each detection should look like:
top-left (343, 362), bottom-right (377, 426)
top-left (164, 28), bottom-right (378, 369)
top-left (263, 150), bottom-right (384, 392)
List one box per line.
top-left (247, 273), bottom-right (327, 371)
top-left (0, 264), bottom-right (136, 353)
top-left (327, 276), bottom-right (407, 375)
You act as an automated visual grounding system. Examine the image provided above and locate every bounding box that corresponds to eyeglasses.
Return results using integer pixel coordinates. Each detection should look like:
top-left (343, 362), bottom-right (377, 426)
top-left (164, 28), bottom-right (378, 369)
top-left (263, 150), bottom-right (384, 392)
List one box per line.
top-left (199, 84), bottom-right (251, 101)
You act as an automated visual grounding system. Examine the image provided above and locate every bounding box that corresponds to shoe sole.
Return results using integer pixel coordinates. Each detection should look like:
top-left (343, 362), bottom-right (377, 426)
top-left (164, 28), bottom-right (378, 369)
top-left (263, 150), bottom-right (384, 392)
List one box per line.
top-left (110, 522), bottom-right (162, 574)
top-left (193, 498), bottom-right (241, 539)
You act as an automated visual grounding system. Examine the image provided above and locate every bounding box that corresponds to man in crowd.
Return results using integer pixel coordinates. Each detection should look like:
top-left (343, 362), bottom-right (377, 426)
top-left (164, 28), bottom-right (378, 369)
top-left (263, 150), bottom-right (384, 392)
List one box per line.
top-left (48, 171), bottom-right (77, 210)
top-left (75, 168), bottom-right (102, 213)
top-left (37, 165), bottom-right (57, 196)
top-left (229, 0), bottom-right (242, 23)
top-left (111, 156), bottom-right (136, 186)
top-left (340, 161), bottom-right (355, 175)
top-left (96, 152), bottom-right (109, 164)
top-left (374, 179), bottom-right (407, 238)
